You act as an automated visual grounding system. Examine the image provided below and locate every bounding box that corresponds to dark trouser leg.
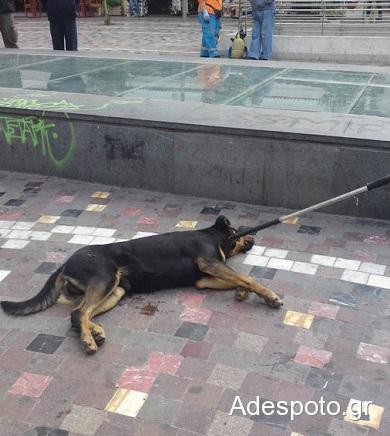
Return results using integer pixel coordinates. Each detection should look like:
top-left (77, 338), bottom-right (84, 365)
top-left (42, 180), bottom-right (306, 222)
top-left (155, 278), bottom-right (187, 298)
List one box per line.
top-left (50, 21), bottom-right (65, 50)
top-left (64, 19), bottom-right (78, 51)
top-left (0, 13), bottom-right (18, 48)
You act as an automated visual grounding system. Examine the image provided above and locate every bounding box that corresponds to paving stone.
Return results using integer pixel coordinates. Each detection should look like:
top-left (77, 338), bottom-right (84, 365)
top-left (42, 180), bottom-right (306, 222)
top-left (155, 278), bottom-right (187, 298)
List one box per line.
top-left (308, 301), bottom-right (340, 320)
top-left (4, 199), bottom-right (25, 207)
top-left (209, 345), bottom-right (277, 374)
top-left (174, 322), bottom-right (209, 341)
top-left (250, 422), bottom-right (288, 436)
top-left (317, 265), bottom-right (344, 280)
top-left (328, 418), bottom-right (369, 435)
top-left (179, 307), bottom-right (212, 325)
top-left (150, 373), bottom-right (190, 400)
top-left (137, 393), bottom-right (181, 424)
top-left (208, 410), bottom-right (253, 436)
top-left (294, 345), bottom-right (333, 369)
top-left (174, 404), bottom-right (215, 434)
top-left (271, 361), bottom-right (311, 385)
top-left (239, 373), bottom-right (280, 400)
top-left (73, 381), bottom-right (115, 410)
top-left (105, 388), bottom-right (148, 417)
top-left (95, 413), bottom-right (139, 436)
top-left (55, 355), bottom-right (102, 382)
top-left (177, 291), bottom-right (206, 308)
top-left (0, 393), bottom-right (37, 422)
top-left (248, 398), bottom-right (291, 428)
top-left (176, 357), bottom-right (215, 380)
top-left (208, 364), bottom-right (247, 390)
top-left (217, 388), bottom-right (257, 416)
top-left (181, 340), bottom-right (214, 360)
top-left (205, 327), bottom-right (238, 347)
top-left (283, 311), bottom-right (314, 329)
top-left (294, 329), bottom-right (328, 348)
top-left (298, 225), bottom-right (321, 235)
top-left (40, 376), bottom-right (80, 405)
top-left (275, 379), bottom-right (315, 403)
top-left (356, 342), bottom-right (390, 364)
top-left (60, 405), bottom-right (105, 435)
top-left (144, 351), bottom-right (184, 375)
top-left (27, 427), bottom-right (69, 436)
top-left (250, 266), bottom-right (277, 280)
top-left (235, 332), bottom-right (269, 354)
top-left (116, 368), bottom-right (157, 393)
top-left (306, 367), bottom-right (343, 393)
top-left (183, 380), bottom-right (223, 408)
top-left (0, 348), bottom-right (32, 370)
top-left (370, 329), bottom-right (390, 348)
top-left (26, 334), bottom-right (66, 354)
top-left (8, 371), bottom-right (53, 398)
top-left (135, 420), bottom-right (178, 436)
top-left (208, 310), bottom-right (238, 330)
top-left (337, 374), bottom-right (388, 406)
top-left (344, 398), bottom-right (384, 431)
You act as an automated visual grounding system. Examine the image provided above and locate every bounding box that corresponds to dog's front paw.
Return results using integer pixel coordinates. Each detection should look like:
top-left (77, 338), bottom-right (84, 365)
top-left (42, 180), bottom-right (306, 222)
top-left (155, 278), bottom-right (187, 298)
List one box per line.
top-left (90, 323), bottom-right (106, 346)
top-left (265, 294), bottom-right (283, 309)
top-left (82, 336), bottom-right (98, 354)
top-left (235, 287), bottom-right (249, 301)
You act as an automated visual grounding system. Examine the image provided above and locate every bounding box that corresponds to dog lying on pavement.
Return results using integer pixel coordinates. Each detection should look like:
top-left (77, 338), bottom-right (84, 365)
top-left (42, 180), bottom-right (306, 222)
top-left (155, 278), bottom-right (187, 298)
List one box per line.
top-left (1, 216), bottom-right (283, 354)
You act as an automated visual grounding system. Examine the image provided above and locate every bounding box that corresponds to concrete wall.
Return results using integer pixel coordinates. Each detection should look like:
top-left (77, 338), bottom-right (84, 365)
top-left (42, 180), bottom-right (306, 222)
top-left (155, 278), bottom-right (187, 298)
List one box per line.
top-left (1, 109), bottom-right (390, 220)
top-left (274, 36), bottom-right (390, 64)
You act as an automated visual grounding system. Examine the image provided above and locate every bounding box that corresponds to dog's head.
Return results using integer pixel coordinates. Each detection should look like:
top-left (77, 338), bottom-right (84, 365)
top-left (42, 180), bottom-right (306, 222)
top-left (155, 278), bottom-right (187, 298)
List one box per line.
top-left (213, 215), bottom-right (235, 234)
top-left (213, 215), bottom-right (254, 257)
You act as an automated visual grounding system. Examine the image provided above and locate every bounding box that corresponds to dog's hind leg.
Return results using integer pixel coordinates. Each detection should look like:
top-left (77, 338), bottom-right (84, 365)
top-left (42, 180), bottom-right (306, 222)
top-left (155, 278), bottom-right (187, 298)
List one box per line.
top-left (91, 286), bottom-right (125, 318)
top-left (71, 273), bottom-right (121, 354)
top-left (196, 257), bottom-right (283, 308)
top-left (87, 286), bottom-right (126, 346)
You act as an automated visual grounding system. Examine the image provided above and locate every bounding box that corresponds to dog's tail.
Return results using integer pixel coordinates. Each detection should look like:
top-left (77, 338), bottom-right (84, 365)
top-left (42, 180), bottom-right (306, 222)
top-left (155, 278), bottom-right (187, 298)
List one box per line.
top-left (1, 267), bottom-right (64, 316)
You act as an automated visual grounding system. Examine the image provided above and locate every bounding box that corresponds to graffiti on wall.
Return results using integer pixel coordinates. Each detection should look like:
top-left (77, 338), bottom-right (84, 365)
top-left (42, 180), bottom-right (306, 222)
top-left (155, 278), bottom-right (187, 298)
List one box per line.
top-left (0, 114), bottom-right (77, 170)
top-left (0, 97), bottom-right (84, 112)
top-left (0, 95), bottom-right (141, 112)
top-left (0, 94), bottom-right (142, 170)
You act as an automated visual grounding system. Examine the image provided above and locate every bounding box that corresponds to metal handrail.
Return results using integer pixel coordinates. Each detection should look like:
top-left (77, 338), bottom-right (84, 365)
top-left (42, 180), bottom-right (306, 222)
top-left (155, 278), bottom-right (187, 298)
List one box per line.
top-left (226, 0), bottom-right (390, 34)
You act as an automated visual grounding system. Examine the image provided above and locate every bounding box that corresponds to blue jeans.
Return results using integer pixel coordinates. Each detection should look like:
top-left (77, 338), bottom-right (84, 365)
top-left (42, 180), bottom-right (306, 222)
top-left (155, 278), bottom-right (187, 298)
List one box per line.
top-left (128, 0), bottom-right (140, 16)
top-left (248, 9), bottom-right (274, 60)
top-left (198, 12), bottom-right (221, 58)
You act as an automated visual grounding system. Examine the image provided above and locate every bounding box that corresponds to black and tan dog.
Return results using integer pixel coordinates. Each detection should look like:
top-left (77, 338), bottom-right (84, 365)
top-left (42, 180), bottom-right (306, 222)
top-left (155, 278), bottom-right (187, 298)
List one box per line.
top-left (1, 216), bottom-right (283, 354)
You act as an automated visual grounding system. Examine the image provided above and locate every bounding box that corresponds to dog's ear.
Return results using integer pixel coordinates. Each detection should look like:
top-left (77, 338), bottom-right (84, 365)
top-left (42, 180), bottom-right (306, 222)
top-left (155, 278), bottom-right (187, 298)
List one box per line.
top-left (214, 215), bottom-right (231, 230)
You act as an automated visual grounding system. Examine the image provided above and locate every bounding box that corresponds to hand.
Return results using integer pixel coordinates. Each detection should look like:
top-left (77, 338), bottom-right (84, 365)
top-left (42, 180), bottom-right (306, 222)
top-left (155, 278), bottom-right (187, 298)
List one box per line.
top-left (203, 10), bottom-right (210, 22)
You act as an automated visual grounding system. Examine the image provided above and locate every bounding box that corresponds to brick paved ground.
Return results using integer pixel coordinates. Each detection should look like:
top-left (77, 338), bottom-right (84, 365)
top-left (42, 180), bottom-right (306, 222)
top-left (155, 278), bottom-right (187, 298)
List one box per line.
top-left (0, 170), bottom-right (389, 435)
top-left (14, 15), bottom-right (240, 56)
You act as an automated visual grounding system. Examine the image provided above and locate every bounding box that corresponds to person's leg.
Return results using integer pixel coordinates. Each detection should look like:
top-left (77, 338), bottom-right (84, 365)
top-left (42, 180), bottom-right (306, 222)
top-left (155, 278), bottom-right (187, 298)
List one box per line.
top-left (129, 0), bottom-right (139, 16)
top-left (247, 11), bottom-right (261, 59)
top-left (50, 21), bottom-right (65, 50)
top-left (0, 13), bottom-right (18, 48)
top-left (64, 19), bottom-right (78, 51)
top-left (134, 0), bottom-right (140, 16)
top-left (207, 14), bottom-right (220, 58)
top-left (260, 9), bottom-right (275, 60)
top-left (198, 12), bottom-right (209, 57)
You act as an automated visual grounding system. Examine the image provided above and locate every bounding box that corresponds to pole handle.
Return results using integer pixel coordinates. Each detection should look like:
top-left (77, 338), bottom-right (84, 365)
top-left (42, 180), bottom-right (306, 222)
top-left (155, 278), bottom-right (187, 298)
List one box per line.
top-left (235, 218), bottom-right (280, 238)
top-left (367, 175), bottom-right (390, 191)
